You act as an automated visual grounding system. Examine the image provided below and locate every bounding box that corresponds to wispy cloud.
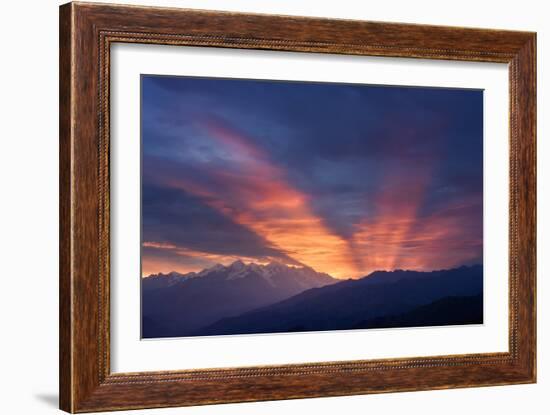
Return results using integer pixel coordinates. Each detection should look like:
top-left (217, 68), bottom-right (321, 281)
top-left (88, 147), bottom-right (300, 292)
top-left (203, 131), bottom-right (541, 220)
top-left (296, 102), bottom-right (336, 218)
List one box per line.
top-left (162, 117), bottom-right (359, 278)
top-left (141, 76), bottom-right (483, 278)
top-left (141, 241), bottom-right (274, 277)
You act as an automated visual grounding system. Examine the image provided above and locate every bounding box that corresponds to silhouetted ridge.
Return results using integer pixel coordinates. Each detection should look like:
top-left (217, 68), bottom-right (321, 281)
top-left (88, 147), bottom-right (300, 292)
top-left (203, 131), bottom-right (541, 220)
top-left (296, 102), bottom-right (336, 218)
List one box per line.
top-left (141, 261), bottom-right (338, 338)
top-left (194, 265), bottom-right (483, 336)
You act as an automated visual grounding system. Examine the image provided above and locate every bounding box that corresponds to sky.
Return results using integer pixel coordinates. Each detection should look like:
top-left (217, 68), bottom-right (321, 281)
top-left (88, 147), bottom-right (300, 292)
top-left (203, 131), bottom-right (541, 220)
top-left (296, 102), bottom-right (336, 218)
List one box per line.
top-left (141, 75), bottom-right (483, 279)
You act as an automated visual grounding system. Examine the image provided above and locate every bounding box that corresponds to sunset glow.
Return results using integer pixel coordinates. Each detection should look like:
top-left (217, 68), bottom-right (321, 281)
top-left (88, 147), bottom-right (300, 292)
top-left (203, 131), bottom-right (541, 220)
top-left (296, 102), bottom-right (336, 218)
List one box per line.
top-left (141, 76), bottom-right (483, 279)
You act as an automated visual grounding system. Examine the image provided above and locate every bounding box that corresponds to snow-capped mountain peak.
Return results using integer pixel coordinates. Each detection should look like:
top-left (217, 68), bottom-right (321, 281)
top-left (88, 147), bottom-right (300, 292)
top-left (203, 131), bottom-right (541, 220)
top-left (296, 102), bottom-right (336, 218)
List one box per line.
top-left (142, 261), bottom-right (338, 337)
top-left (142, 270), bottom-right (195, 291)
top-left (145, 261), bottom-right (337, 290)
top-left (227, 260), bottom-right (249, 280)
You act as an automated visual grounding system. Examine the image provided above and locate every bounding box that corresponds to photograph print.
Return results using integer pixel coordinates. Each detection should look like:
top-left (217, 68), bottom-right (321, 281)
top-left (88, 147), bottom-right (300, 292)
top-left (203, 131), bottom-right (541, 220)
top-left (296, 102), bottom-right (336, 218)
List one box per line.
top-left (141, 75), bottom-right (483, 339)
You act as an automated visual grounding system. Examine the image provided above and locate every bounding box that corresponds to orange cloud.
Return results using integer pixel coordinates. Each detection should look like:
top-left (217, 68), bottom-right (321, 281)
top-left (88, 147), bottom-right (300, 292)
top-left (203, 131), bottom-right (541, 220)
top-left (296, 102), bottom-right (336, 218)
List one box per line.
top-left (350, 164), bottom-right (430, 274)
top-left (351, 165), bottom-right (481, 276)
top-left (147, 118), bottom-right (480, 279)
top-left (142, 242), bottom-right (274, 277)
top-left (166, 118), bottom-right (360, 278)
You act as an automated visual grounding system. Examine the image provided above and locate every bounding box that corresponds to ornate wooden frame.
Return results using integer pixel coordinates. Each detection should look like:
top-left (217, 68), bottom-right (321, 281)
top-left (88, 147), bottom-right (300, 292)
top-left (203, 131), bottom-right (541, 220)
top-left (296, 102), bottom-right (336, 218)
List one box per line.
top-left (59, 2), bottom-right (536, 412)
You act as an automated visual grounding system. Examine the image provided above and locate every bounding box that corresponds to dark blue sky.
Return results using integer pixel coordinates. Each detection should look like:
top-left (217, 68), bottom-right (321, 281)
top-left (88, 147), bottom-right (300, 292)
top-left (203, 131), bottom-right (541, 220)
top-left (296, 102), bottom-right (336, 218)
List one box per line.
top-left (141, 75), bottom-right (483, 278)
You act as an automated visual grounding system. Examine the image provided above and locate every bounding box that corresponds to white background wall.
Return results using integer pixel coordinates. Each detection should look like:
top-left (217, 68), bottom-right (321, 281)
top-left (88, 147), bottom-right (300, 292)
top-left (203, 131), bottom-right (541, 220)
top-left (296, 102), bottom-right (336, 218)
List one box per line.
top-left (0, 0), bottom-right (546, 414)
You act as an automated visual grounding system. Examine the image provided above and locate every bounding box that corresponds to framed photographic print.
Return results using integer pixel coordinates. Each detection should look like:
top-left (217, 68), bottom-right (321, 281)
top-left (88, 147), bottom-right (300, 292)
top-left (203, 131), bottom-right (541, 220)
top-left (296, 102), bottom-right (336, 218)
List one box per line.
top-left (59, 2), bottom-right (536, 412)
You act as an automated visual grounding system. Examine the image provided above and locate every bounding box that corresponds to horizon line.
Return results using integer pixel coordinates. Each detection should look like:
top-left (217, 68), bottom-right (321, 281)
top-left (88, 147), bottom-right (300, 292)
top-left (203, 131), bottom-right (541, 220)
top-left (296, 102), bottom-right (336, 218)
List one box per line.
top-left (141, 260), bottom-right (483, 280)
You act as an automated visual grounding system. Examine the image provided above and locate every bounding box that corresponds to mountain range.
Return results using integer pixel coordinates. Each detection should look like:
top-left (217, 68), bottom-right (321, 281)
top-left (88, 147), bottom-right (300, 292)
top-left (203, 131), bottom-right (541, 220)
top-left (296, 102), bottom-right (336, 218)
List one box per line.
top-left (142, 261), bottom-right (483, 338)
top-left (142, 260), bottom-right (337, 338)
